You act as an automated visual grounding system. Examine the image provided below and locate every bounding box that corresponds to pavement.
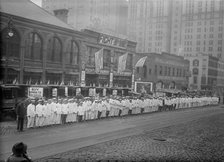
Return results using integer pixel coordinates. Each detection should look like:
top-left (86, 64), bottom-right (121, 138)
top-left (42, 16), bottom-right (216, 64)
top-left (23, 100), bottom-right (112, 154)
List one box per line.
top-left (0, 105), bottom-right (223, 161)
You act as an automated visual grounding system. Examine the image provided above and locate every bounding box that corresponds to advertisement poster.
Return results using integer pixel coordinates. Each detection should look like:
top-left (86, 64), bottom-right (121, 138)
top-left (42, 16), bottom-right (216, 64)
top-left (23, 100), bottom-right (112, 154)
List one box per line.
top-left (52, 88), bottom-right (58, 97)
top-left (28, 87), bottom-right (43, 98)
top-left (134, 82), bottom-right (153, 94)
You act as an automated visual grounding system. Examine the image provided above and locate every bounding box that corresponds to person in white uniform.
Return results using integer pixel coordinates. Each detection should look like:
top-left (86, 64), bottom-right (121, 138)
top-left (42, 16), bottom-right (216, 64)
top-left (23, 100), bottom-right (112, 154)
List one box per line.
top-left (26, 99), bottom-right (36, 128)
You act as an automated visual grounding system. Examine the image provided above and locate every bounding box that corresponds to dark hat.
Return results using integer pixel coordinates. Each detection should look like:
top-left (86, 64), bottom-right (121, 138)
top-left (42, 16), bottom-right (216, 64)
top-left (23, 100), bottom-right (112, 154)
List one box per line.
top-left (12, 142), bottom-right (27, 155)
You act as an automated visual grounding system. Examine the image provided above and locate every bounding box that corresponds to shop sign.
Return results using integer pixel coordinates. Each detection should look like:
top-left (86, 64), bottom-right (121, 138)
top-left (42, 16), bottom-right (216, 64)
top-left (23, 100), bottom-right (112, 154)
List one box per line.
top-left (28, 87), bottom-right (43, 98)
top-left (52, 88), bottom-right (57, 97)
top-left (98, 34), bottom-right (127, 49)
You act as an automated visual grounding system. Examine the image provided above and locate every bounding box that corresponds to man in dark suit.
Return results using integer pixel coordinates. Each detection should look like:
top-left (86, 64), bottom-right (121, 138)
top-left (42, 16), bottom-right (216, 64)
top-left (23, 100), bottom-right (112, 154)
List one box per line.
top-left (15, 99), bottom-right (28, 132)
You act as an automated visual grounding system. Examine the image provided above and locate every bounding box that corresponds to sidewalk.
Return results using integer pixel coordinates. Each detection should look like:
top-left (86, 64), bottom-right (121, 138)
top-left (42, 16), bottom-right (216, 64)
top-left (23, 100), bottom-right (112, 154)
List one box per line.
top-left (0, 121), bottom-right (17, 136)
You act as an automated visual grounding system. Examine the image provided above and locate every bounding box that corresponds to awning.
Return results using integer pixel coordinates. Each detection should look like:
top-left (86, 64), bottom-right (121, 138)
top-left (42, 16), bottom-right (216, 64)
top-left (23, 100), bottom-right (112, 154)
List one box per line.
top-left (46, 70), bottom-right (63, 74)
top-left (135, 56), bottom-right (147, 67)
top-left (24, 68), bottom-right (43, 73)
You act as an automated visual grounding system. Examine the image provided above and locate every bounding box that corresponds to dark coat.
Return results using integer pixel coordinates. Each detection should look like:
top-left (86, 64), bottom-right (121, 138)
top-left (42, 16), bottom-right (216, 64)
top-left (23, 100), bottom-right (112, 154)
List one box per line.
top-left (15, 101), bottom-right (27, 118)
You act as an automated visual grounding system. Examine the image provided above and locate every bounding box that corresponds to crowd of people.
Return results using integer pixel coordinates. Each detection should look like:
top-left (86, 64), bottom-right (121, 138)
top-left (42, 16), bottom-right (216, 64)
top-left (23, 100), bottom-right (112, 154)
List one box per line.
top-left (15, 95), bottom-right (219, 130)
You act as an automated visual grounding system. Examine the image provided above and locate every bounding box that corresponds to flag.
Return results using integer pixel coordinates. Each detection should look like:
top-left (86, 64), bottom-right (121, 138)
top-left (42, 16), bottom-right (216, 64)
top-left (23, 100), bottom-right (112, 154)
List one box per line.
top-left (95, 48), bottom-right (104, 73)
top-left (47, 80), bottom-right (50, 85)
top-left (135, 56), bottom-right (147, 67)
top-left (12, 78), bottom-right (17, 84)
top-left (117, 53), bottom-right (128, 73)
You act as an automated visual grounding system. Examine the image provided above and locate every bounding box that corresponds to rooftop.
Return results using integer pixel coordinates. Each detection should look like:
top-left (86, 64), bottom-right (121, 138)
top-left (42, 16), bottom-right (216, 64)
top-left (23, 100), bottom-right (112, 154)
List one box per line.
top-left (0, 0), bottom-right (74, 30)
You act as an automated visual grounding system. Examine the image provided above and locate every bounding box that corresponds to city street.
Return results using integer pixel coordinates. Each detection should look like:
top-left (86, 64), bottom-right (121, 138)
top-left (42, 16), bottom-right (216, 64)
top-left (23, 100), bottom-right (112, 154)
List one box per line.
top-left (0, 106), bottom-right (224, 161)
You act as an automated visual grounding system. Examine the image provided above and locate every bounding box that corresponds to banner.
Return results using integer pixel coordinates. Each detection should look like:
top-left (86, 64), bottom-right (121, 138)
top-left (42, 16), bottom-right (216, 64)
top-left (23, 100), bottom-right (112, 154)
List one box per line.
top-left (117, 52), bottom-right (128, 73)
top-left (135, 56), bottom-right (147, 67)
top-left (81, 70), bottom-right (86, 87)
top-left (95, 48), bottom-right (104, 73)
top-left (28, 87), bottom-right (43, 98)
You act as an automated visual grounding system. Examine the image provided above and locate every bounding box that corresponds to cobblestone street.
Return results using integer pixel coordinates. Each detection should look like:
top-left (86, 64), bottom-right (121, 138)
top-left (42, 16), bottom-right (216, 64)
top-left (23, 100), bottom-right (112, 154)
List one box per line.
top-left (35, 110), bottom-right (224, 162)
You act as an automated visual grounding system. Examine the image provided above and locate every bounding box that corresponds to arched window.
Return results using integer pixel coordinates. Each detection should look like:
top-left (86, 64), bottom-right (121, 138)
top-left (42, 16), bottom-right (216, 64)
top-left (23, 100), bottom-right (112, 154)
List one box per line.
top-left (66, 40), bottom-right (79, 65)
top-left (0, 28), bottom-right (20, 58)
top-left (25, 32), bottom-right (42, 60)
top-left (47, 37), bottom-right (62, 62)
top-left (193, 59), bottom-right (199, 66)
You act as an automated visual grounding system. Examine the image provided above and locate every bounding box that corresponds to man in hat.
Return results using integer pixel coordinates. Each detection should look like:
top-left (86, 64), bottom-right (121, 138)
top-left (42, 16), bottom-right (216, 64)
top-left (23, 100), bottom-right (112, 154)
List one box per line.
top-left (26, 99), bottom-right (36, 129)
top-left (15, 99), bottom-right (28, 132)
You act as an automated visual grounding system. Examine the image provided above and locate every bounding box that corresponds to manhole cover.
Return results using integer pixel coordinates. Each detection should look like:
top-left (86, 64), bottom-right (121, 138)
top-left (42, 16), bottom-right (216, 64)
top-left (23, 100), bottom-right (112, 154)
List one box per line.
top-left (153, 138), bottom-right (166, 141)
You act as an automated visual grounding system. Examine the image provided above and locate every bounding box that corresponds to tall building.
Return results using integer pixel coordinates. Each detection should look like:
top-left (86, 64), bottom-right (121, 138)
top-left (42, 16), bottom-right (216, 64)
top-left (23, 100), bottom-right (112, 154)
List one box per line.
top-left (185, 53), bottom-right (224, 95)
top-left (42, 0), bottom-right (128, 36)
top-left (128, 0), bottom-right (173, 53)
top-left (127, 0), bottom-right (224, 59)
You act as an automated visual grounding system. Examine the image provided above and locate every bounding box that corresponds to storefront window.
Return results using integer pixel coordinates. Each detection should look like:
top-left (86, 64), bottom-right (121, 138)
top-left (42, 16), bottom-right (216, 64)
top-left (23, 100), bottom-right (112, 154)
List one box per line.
top-left (1, 28), bottom-right (20, 58)
top-left (25, 32), bottom-right (42, 60)
top-left (47, 37), bottom-right (62, 62)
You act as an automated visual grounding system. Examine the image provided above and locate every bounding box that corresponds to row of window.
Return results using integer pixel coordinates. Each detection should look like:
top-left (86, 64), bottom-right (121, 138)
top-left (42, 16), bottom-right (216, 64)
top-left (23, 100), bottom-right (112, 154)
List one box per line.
top-left (1, 29), bottom-right (79, 64)
top-left (137, 65), bottom-right (187, 78)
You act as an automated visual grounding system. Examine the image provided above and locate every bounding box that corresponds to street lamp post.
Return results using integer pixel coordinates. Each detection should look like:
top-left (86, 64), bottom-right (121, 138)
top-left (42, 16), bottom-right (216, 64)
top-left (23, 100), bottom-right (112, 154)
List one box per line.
top-left (4, 18), bottom-right (14, 84)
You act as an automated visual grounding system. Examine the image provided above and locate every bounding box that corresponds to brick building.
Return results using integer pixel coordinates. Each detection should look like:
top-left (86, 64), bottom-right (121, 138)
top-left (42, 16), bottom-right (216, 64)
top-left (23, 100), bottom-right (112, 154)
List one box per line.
top-left (134, 52), bottom-right (190, 91)
top-left (0, 0), bottom-right (136, 96)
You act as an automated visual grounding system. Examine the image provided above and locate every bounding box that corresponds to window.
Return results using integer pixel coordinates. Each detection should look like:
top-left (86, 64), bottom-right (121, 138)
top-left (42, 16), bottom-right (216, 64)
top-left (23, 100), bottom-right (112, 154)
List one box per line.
top-left (143, 65), bottom-right (147, 78)
top-left (154, 65), bottom-right (157, 75)
top-left (159, 66), bottom-right (163, 75)
top-left (136, 67), bottom-right (139, 73)
top-left (193, 68), bottom-right (199, 75)
top-left (47, 37), bottom-right (62, 62)
top-left (103, 49), bottom-right (111, 68)
top-left (148, 68), bottom-right (152, 75)
top-left (25, 33), bottom-right (42, 60)
top-left (168, 67), bottom-right (171, 76)
top-left (193, 76), bottom-right (197, 84)
top-left (86, 46), bottom-right (98, 66)
top-left (126, 54), bottom-right (133, 70)
top-left (193, 59), bottom-right (199, 66)
top-left (66, 41), bottom-right (79, 65)
top-left (173, 68), bottom-right (175, 76)
top-left (1, 28), bottom-right (20, 58)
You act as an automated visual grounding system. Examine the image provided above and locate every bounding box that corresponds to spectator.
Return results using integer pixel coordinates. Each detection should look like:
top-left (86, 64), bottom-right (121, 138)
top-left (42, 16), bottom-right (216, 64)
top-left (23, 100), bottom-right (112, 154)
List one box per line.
top-left (6, 142), bottom-right (32, 162)
top-left (15, 99), bottom-right (28, 132)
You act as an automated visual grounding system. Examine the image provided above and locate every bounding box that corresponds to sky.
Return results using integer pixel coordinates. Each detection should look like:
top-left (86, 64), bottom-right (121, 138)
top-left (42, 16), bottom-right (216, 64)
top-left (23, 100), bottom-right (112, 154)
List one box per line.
top-left (31, 0), bottom-right (42, 7)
